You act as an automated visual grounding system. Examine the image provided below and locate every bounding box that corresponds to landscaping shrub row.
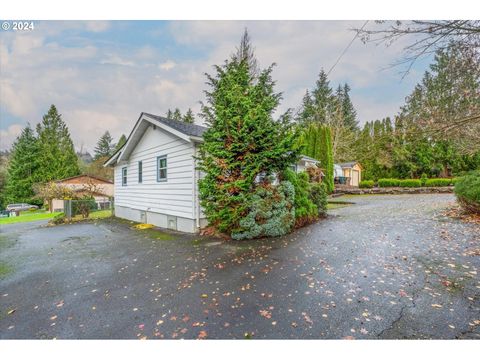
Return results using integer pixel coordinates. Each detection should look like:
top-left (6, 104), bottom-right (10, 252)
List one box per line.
top-left (360, 178), bottom-right (457, 188)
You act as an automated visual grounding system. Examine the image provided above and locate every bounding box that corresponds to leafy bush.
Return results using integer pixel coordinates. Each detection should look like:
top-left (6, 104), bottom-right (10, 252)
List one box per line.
top-left (359, 180), bottom-right (374, 188)
top-left (50, 213), bottom-right (66, 225)
top-left (399, 179), bottom-right (422, 187)
top-left (282, 170), bottom-right (318, 226)
top-left (72, 197), bottom-right (97, 218)
top-left (232, 181), bottom-right (295, 240)
top-left (425, 178), bottom-right (454, 187)
top-left (378, 178), bottom-right (401, 187)
top-left (420, 173), bottom-right (428, 186)
top-left (309, 182), bottom-right (328, 216)
top-left (454, 171), bottom-right (480, 214)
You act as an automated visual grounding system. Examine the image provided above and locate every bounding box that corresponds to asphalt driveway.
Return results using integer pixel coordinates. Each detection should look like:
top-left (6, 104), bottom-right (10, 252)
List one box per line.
top-left (1, 194), bottom-right (479, 339)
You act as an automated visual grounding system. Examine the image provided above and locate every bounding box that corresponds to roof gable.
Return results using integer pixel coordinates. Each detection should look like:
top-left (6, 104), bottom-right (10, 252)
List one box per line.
top-left (105, 112), bottom-right (207, 166)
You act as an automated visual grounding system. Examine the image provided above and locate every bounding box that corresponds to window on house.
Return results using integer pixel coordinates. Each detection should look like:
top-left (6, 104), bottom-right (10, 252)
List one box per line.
top-left (122, 167), bottom-right (127, 186)
top-left (138, 161), bottom-right (143, 183)
top-left (157, 155), bottom-right (167, 181)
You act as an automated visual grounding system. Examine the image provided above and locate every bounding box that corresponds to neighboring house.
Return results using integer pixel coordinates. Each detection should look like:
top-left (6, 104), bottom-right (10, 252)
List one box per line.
top-left (105, 112), bottom-right (323, 233)
top-left (334, 161), bottom-right (362, 187)
top-left (50, 175), bottom-right (114, 212)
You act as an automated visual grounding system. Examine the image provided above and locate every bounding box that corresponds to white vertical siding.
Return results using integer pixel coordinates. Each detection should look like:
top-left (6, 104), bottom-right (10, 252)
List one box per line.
top-left (114, 125), bottom-right (195, 219)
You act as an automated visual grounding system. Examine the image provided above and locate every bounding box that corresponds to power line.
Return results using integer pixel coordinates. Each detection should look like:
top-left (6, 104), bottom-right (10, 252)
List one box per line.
top-left (326, 20), bottom-right (369, 77)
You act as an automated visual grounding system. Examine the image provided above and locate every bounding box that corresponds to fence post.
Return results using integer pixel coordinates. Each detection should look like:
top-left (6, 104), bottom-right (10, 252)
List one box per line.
top-left (64, 199), bottom-right (72, 220)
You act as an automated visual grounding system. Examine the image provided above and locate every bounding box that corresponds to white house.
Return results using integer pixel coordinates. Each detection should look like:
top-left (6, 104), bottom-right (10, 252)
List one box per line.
top-left (105, 112), bottom-right (320, 233)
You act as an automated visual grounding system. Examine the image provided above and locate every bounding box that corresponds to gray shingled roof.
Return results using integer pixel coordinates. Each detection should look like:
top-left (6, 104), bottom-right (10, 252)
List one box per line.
top-left (338, 161), bottom-right (357, 168)
top-left (143, 112), bottom-right (207, 138)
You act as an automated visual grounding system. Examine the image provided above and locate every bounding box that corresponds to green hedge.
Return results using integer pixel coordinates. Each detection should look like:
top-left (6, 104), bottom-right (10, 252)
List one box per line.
top-left (454, 171), bottom-right (480, 214)
top-left (378, 178), bottom-right (401, 187)
top-left (425, 178), bottom-right (454, 187)
top-left (399, 179), bottom-right (422, 187)
top-left (359, 180), bottom-right (374, 188)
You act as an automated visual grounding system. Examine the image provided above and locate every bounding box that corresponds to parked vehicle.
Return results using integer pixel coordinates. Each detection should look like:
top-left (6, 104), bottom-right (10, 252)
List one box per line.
top-left (5, 203), bottom-right (39, 212)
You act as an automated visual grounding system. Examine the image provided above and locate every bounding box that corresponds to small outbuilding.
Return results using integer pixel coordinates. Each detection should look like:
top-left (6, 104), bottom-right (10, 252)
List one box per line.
top-left (335, 161), bottom-right (362, 187)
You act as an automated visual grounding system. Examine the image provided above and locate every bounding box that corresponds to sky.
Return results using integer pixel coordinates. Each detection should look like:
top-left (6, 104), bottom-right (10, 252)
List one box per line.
top-left (0, 20), bottom-right (432, 153)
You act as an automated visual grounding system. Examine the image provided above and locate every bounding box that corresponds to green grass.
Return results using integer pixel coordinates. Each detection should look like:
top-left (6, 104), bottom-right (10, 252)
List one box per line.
top-left (327, 202), bottom-right (351, 210)
top-left (0, 262), bottom-right (13, 278)
top-left (71, 209), bottom-right (112, 221)
top-left (0, 211), bottom-right (56, 225)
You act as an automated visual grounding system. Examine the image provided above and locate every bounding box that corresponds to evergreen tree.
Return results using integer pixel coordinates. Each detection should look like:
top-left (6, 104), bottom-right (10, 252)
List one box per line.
top-left (166, 109), bottom-right (173, 119)
top-left (4, 125), bottom-right (40, 204)
top-left (172, 108), bottom-right (182, 121)
top-left (94, 131), bottom-right (114, 159)
top-left (183, 108), bottom-right (195, 124)
top-left (341, 83), bottom-right (358, 131)
top-left (115, 134), bottom-right (127, 151)
top-left (35, 105), bottom-right (80, 182)
top-left (197, 30), bottom-right (299, 235)
top-left (299, 123), bottom-right (334, 192)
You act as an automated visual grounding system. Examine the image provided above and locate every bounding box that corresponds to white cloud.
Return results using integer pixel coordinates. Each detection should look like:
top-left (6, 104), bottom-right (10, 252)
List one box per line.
top-left (159, 60), bottom-right (176, 71)
top-left (0, 124), bottom-right (23, 150)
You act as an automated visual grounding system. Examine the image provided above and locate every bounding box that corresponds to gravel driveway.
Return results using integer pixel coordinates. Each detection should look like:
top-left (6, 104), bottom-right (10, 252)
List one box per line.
top-left (1, 194), bottom-right (479, 339)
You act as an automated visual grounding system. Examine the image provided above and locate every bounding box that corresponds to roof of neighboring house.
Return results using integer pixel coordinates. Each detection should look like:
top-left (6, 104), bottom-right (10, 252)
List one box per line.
top-left (55, 174), bottom-right (113, 184)
top-left (299, 155), bottom-right (320, 164)
top-left (337, 161), bottom-right (361, 169)
top-left (143, 112), bottom-right (208, 138)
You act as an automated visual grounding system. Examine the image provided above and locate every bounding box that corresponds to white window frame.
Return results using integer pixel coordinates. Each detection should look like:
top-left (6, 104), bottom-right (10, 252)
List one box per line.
top-left (122, 167), bottom-right (127, 186)
top-left (157, 155), bottom-right (167, 182)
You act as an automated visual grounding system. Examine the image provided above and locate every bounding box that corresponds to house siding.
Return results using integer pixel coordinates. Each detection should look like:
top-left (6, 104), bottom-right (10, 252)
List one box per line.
top-left (113, 125), bottom-right (199, 232)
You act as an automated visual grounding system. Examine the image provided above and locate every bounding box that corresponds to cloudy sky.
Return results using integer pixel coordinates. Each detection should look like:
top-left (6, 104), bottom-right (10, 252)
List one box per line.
top-left (0, 20), bottom-right (432, 152)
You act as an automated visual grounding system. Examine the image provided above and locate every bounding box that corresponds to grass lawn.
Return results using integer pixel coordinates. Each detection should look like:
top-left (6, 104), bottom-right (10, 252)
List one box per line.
top-left (71, 209), bottom-right (112, 221)
top-left (0, 211), bottom-right (56, 225)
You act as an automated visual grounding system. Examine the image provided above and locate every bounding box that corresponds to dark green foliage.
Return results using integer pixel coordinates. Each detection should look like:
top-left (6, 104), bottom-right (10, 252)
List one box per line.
top-left (399, 179), bottom-right (422, 187)
top-left (4, 128), bottom-right (37, 204)
top-left (425, 178), bottom-right (455, 187)
top-left (308, 182), bottom-right (328, 216)
top-left (4, 125), bottom-right (39, 204)
top-left (35, 105), bottom-right (80, 182)
top-left (197, 31), bottom-right (300, 235)
top-left (115, 134), bottom-right (127, 152)
top-left (355, 46), bottom-right (480, 181)
top-left (232, 182), bottom-right (295, 240)
top-left (183, 109), bottom-right (195, 124)
top-left (281, 170), bottom-right (317, 225)
top-left (378, 178), bottom-right (401, 187)
top-left (454, 171), bottom-right (480, 214)
top-left (359, 180), bottom-right (374, 188)
top-left (94, 131), bottom-right (114, 160)
top-left (298, 123), bottom-right (334, 193)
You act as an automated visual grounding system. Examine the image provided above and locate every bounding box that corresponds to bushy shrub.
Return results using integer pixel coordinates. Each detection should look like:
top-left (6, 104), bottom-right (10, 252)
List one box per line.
top-left (359, 180), bottom-right (374, 188)
top-left (50, 213), bottom-right (66, 225)
top-left (72, 197), bottom-right (97, 218)
top-left (282, 170), bottom-right (318, 226)
top-left (309, 182), bottom-right (328, 216)
top-left (399, 179), bottom-right (422, 187)
top-left (378, 178), bottom-right (401, 187)
top-left (232, 181), bottom-right (295, 240)
top-left (454, 171), bottom-right (480, 214)
top-left (420, 173), bottom-right (428, 186)
top-left (425, 178), bottom-right (454, 187)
